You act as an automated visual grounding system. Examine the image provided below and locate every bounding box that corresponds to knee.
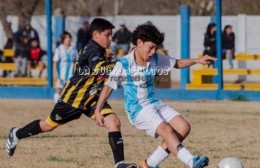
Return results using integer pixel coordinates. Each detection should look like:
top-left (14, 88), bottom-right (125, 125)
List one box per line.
top-left (112, 118), bottom-right (121, 130)
top-left (159, 123), bottom-right (175, 138)
top-left (186, 122), bottom-right (191, 134)
top-left (40, 120), bottom-right (57, 132)
top-left (181, 122), bottom-right (191, 137)
top-left (105, 115), bottom-right (121, 131)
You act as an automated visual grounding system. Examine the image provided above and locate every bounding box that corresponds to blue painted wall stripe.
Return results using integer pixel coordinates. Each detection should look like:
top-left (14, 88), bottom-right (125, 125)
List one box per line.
top-left (0, 87), bottom-right (259, 101)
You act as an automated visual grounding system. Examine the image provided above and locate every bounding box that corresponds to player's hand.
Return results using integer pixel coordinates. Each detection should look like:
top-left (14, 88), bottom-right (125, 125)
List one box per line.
top-left (94, 111), bottom-right (105, 127)
top-left (106, 49), bottom-right (114, 62)
top-left (198, 55), bottom-right (217, 65)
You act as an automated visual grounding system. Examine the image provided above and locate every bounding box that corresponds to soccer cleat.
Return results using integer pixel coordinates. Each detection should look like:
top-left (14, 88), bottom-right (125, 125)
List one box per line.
top-left (5, 127), bottom-right (19, 156)
top-left (193, 156), bottom-right (209, 168)
top-left (115, 161), bottom-right (138, 168)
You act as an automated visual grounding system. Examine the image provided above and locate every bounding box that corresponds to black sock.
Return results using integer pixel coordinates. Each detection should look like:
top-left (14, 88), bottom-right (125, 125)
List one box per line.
top-left (176, 144), bottom-right (184, 151)
top-left (16, 120), bottom-right (42, 139)
top-left (165, 148), bottom-right (171, 154)
top-left (108, 131), bottom-right (124, 164)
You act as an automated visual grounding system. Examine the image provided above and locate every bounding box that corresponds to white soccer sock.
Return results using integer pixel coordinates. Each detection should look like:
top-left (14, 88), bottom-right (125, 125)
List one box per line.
top-left (53, 93), bottom-right (60, 103)
top-left (147, 146), bottom-right (170, 167)
top-left (177, 147), bottom-right (194, 168)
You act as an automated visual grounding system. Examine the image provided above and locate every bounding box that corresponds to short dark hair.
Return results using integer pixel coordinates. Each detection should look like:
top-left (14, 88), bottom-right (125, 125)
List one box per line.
top-left (60, 31), bottom-right (72, 43)
top-left (132, 24), bottom-right (164, 46)
top-left (89, 18), bottom-right (115, 38)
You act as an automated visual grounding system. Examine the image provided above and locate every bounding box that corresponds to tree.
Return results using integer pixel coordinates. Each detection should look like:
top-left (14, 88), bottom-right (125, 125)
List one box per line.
top-left (0, 0), bottom-right (12, 39)
top-left (13, 0), bottom-right (40, 28)
top-left (0, 0), bottom-right (40, 45)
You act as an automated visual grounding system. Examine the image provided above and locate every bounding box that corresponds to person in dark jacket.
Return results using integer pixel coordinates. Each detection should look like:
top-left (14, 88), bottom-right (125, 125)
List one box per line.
top-left (222, 25), bottom-right (235, 69)
top-left (203, 23), bottom-right (216, 57)
top-left (15, 22), bottom-right (39, 46)
top-left (111, 23), bottom-right (132, 60)
top-left (14, 36), bottom-right (30, 77)
top-left (203, 23), bottom-right (216, 67)
top-left (76, 21), bottom-right (91, 51)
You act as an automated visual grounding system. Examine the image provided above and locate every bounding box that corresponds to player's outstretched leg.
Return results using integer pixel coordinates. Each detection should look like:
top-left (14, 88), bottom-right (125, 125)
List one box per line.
top-left (156, 122), bottom-right (209, 168)
top-left (5, 119), bottom-right (55, 156)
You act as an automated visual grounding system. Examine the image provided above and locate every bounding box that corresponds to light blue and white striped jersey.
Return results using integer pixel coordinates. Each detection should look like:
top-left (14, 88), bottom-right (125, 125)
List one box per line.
top-left (106, 49), bottom-right (176, 122)
top-left (53, 44), bottom-right (78, 81)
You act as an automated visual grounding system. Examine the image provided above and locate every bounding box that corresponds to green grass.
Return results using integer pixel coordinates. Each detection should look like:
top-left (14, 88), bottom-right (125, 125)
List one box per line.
top-left (48, 155), bottom-right (77, 163)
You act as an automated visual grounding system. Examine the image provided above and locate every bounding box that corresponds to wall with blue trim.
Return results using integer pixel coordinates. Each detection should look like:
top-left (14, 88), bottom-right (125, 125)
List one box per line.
top-left (0, 87), bottom-right (258, 101)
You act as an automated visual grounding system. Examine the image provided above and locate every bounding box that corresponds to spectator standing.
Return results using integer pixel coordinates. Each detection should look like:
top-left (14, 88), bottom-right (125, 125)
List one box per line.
top-left (15, 22), bottom-right (39, 46)
top-left (14, 36), bottom-right (30, 77)
top-left (76, 21), bottom-right (91, 51)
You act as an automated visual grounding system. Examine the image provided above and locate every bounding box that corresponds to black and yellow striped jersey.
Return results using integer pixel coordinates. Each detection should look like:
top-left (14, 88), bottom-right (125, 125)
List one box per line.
top-left (60, 40), bottom-right (116, 109)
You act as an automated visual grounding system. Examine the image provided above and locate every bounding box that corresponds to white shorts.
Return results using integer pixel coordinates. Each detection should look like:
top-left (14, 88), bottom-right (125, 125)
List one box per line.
top-left (131, 102), bottom-right (180, 138)
top-left (55, 79), bottom-right (66, 89)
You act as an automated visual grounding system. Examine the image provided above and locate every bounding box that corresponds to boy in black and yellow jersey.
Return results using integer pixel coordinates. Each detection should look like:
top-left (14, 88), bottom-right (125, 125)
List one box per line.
top-left (6, 18), bottom-right (137, 168)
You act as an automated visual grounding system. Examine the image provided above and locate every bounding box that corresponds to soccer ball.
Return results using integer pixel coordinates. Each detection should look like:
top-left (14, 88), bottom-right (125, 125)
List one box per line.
top-left (217, 157), bottom-right (244, 168)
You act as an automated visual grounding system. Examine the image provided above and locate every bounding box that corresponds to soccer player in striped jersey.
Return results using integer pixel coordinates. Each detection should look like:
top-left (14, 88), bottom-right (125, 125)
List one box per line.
top-left (95, 24), bottom-right (216, 168)
top-left (6, 18), bottom-right (137, 168)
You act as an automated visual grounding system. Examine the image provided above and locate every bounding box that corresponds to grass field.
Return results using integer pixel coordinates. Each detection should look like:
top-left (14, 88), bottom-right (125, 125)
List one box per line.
top-left (0, 99), bottom-right (259, 168)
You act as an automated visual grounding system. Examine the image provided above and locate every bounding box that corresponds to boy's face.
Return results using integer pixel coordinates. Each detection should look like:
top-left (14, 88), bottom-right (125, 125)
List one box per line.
top-left (93, 29), bottom-right (112, 49)
top-left (137, 40), bottom-right (157, 61)
top-left (22, 37), bottom-right (29, 44)
top-left (31, 40), bottom-right (38, 47)
top-left (63, 35), bottom-right (71, 45)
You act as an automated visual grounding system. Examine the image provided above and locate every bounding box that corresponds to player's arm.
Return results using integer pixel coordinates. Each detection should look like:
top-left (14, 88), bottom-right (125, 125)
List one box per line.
top-left (52, 49), bottom-right (60, 82)
top-left (174, 55), bottom-right (217, 69)
top-left (53, 61), bottom-right (58, 82)
top-left (94, 85), bottom-right (114, 127)
top-left (94, 62), bottom-right (123, 127)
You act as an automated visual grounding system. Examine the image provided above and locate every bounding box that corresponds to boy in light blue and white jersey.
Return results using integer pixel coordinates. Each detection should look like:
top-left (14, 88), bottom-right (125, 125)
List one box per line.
top-left (106, 50), bottom-right (175, 122)
top-left (53, 31), bottom-right (78, 102)
top-left (95, 24), bottom-right (216, 168)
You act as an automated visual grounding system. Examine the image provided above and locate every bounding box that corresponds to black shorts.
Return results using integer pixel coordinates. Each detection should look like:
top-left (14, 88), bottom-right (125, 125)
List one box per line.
top-left (28, 60), bottom-right (41, 68)
top-left (46, 101), bottom-right (114, 127)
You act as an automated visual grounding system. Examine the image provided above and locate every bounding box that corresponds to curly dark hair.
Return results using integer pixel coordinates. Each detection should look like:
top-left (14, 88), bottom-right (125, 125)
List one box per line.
top-left (132, 24), bottom-right (164, 46)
